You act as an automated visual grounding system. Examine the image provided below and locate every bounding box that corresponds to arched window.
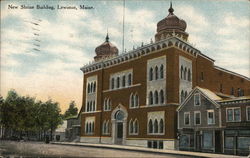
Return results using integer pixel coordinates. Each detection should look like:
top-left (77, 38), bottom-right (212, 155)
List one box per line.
top-left (90, 101), bottom-right (92, 111)
top-left (90, 82), bottom-right (93, 93)
top-left (111, 78), bottom-right (115, 89)
top-left (104, 99), bottom-right (107, 111)
top-left (154, 119), bottom-right (158, 133)
top-left (103, 121), bottom-right (106, 134)
top-left (181, 66), bottom-right (183, 79)
top-left (116, 77), bottom-right (120, 88)
top-left (149, 91), bottom-right (153, 105)
top-left (93, 82), bottom-right (96, 92)
top-left (92, 122), bottom-right (95, 133)
top-left (185, 91), bottom-right (188, 99)
top-left (88, 122), bottom-right (91, 133)
top-left (122, 75), bottom-right (126, 87)
top-left (134, 120), bottom-right (138, 133)
top-left (128, 73), bottom-right (132, 86)
top-left (86, 122), bottom-right (88, 133)
top-left (148, 119), bottom-right (153, 133)
top-left (155, 66), bottom-right (158, 80)
top-left (149, 67), bottom-right (153, 81)
top-left (181, 90), bottom-right (185, 103)
top-left (129, 119), bottom-right (133, 133)
top-left (93, 101), bottom-right (95, 111)
top-left (160, 64), bottom-right (164, 78)
top-left (159, 119), bottom-right (164, 133)
top-left (108, 99), bottom-right (111, 110)
top-left (134, 94), bottom-right (139, 107)
top-left (154, 91), bottom-right (159, 104)
top-left (188, 69), bottom-right (191, 81)
top-left (106, 121), bottom-right (109, 133)
top-left (87, 83), bottom-right (90, 93)
top-left (184, 68), bottom-right (187, 80)
top-left (160, 90), bottom-right (164, 104)
top-left (130, 93), bottom-right (134, 108)
top-left (87, 102), bottom-right (90, 112)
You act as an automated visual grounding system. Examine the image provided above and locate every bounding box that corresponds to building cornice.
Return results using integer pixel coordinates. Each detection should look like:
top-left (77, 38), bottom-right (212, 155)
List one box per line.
top-left (214, 66), bottom-right (250, 81)
top-left (80, 36), bottom-right (202, 74)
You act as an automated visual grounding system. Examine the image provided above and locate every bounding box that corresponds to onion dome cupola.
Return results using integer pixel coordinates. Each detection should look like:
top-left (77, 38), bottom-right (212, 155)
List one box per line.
top-left (94, 33), bottom-right (119, 62)
top-left (155, 2), bottom-right (189, 42)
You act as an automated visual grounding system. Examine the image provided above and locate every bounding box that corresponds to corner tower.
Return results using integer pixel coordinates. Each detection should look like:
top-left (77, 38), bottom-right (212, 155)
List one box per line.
top-left (155, 2), bottom-right (188, 42)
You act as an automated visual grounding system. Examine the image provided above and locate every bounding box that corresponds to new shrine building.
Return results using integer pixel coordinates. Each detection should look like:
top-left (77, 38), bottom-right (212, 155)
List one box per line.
top-left (79, 4), bottom-right (250, 149)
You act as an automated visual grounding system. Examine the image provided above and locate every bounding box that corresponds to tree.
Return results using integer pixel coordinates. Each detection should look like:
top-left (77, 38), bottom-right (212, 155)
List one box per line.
top-left (44, 99), bottom-right (63, 140)
top-left (63, 101), bottom-right (78, 119)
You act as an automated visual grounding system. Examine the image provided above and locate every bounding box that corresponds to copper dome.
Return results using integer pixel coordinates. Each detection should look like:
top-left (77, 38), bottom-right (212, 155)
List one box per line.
top-left (157, 3), bottom-right (187, 32)
top-left (94, 34), bottom-right (118, 61)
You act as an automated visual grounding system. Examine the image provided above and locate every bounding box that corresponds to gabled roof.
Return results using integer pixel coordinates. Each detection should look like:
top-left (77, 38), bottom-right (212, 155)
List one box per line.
top-left (177, 86), bottom-right (222, 112)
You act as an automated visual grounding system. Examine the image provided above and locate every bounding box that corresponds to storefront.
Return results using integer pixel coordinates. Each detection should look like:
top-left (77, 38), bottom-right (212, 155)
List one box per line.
top-left (224, 129), bottom-right (250, 156)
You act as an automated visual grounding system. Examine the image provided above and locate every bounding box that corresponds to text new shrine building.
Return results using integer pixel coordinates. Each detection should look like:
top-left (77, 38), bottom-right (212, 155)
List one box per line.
top-left (79, 4), bottom-right (250, 149)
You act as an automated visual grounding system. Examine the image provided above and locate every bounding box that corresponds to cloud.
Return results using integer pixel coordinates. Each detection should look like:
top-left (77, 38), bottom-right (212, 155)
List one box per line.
top-left (177, 5), bottom-right (209, 33)
top-left (216, 13), bottom-right (250, 36)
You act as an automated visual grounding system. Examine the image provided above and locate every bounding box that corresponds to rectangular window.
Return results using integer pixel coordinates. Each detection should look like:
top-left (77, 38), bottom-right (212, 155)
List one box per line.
top-left (227, 109), bottom-right (233, 122)
top-left (184, 112), bottom-right (190, 125)
top-left (194, 94), bottom-right (201, 106)
top-left (207, 110), bottom-right (215, 125)
top-left (227, 108), bottom-right (241, 122)
top-left (201, 72), bottom-right (204, 81)
top-left (247, 107), bottom-right (250, 121)
top-left (234, 108), bottom-right (240, 121)
top-left (194, 111), bottom-right (201, 125)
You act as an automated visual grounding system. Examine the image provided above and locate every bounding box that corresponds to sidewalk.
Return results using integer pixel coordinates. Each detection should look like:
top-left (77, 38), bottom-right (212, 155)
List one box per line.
top-left (52, 142), bottom-right (244, 158)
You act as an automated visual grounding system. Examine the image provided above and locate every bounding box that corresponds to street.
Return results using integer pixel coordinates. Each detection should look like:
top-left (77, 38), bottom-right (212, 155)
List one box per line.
top-left (0, 141), bottom-right (191, 157)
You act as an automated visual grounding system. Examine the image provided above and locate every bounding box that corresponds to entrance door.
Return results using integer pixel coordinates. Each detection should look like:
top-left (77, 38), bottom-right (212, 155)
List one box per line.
top-left (116, 122), bottom-right (123, 144)
top-left (215, 131), bottom-right (222, 153)
top-left (196, 134), bottom-right (202, 151)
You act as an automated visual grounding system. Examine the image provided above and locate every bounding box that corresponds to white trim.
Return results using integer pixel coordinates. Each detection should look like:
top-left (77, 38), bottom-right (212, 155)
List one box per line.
top-left (207, 110), bottom-right (215, 125)
top-left (247, 106), bottom-right (250, 121)
top-left (226, 107), bottom-right (241, 122)
top-left (194, 111), bottom-right (201, 125)
top-left (184, 112), bottom-right (190, 126)
top-left (103, 83), bottom-right (141, 93)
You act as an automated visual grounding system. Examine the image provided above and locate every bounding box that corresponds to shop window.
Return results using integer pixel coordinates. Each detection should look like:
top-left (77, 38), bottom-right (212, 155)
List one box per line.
top-left (203, 132), bottom-right (213, 149)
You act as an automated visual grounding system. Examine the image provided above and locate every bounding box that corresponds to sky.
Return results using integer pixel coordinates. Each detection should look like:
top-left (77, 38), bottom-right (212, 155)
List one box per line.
top-left (1, 0), bottom-right (250, 113)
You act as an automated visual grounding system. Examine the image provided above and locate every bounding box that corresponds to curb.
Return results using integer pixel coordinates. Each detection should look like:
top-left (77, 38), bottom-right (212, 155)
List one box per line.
top-left (51, 142), bottom-right (231, 158)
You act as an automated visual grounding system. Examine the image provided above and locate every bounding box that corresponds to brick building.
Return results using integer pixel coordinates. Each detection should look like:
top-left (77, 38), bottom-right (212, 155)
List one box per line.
top-left (79, 4), bottom-right (250, 150)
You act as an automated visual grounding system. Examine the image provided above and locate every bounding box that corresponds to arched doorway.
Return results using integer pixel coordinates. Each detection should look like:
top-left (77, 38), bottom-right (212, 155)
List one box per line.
top-left (111, 104), bottom-right (127, 145)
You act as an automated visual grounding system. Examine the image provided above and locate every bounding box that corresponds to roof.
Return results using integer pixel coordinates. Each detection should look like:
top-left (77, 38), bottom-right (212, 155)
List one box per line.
top-left (177, 86), bottom-right (222, 112)
top-left (217, 96), bottom-right (250, 102)
top-left (197, 87), bottom-right (222, 101)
